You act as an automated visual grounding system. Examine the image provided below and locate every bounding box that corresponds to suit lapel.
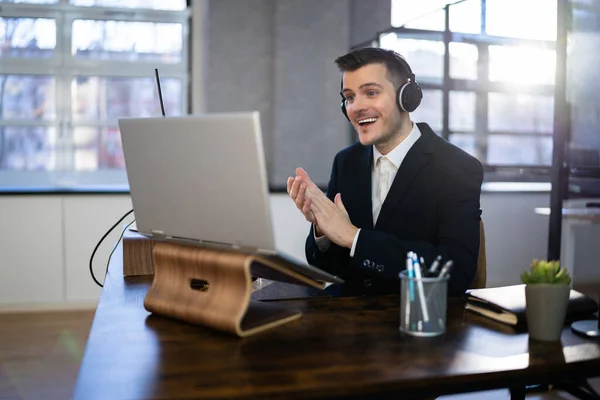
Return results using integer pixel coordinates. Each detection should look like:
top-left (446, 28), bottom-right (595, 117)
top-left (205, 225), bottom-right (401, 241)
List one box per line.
top-left (352, 145), bottom-right (374, 230)
top-left (375, 123), bottom-right (435, 230)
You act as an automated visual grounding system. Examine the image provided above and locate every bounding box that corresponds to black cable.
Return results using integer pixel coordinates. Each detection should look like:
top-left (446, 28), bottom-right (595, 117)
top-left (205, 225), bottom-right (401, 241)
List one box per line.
top-left (89, 209), bottom-right (134, 288)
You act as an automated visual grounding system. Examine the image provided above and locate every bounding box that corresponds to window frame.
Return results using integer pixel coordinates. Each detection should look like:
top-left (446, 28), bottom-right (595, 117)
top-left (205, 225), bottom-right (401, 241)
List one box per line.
top-left (382, 0), bottom-right (559, 181)
top-left (0, 0), bottom-right (190, 191)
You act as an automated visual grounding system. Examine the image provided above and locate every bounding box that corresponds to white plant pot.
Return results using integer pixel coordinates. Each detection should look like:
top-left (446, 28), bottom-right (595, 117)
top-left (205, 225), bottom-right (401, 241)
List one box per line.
top-left (525, 284), bottom-right (570, 341)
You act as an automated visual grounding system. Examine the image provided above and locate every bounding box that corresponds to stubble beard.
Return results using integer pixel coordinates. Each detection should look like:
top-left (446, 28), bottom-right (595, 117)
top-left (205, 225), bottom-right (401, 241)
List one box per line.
top-left (372, 112), bottom-right (405, 153)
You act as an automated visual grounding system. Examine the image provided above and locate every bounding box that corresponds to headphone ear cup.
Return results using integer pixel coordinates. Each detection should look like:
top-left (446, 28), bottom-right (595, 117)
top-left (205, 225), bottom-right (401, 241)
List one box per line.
top-left (397, 82), bottom-right (423, 113)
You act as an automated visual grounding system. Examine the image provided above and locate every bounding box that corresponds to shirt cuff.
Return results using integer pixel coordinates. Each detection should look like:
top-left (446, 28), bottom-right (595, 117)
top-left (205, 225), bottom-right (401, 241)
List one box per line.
top-left (313, 224), bottom-right (331, 252)
top-left (349, 228), bottom-right (361, 257)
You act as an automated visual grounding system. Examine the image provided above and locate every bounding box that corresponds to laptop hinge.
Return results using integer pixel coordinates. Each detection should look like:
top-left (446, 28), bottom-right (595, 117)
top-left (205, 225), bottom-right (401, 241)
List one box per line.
top-left (151, 229), bottom-right (167, 240)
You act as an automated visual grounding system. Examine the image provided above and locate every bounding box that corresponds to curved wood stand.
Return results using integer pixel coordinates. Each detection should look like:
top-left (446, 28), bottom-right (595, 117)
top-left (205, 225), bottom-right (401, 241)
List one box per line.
top-left (143, 241), bottom-right (318, 337)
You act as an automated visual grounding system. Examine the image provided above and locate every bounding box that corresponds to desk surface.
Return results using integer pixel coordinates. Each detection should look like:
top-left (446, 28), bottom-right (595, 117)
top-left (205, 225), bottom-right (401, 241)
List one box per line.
top-left (74, 254), bottom-right (600, 400)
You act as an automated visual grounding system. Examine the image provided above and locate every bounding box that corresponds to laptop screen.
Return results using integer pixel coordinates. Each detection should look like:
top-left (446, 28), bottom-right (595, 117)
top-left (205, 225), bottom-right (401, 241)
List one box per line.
top-left (118, 112), bottom-right (276, 252)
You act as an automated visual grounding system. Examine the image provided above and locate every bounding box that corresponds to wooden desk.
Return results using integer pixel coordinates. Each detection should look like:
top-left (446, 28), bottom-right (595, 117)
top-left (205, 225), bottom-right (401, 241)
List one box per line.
top-left (74, 253), bottom-right (600, 400)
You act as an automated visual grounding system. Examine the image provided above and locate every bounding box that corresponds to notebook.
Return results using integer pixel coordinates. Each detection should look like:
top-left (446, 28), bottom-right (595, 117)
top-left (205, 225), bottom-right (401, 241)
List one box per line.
top-left (465, 284), bottom-right (598, 327)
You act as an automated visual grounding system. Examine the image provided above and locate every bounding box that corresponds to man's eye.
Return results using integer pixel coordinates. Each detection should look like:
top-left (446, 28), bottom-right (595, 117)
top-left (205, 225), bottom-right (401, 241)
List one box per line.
top-left (345, 95), bottom-right (355, 102)
top-left (367, 90), bottom-right (378, 96)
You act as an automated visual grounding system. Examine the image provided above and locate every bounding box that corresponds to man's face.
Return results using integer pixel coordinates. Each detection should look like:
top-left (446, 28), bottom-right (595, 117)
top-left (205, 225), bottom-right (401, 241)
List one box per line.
top-left (341, 63), bottom-right (403, 150)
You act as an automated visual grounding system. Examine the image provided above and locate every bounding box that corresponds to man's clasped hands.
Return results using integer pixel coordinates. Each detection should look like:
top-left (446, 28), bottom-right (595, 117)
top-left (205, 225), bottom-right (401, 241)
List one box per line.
top-left (286, 168), bottom-right (358, 249)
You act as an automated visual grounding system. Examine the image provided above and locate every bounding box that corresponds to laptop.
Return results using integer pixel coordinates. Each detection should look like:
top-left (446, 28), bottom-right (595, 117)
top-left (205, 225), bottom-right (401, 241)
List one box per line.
top-left (118, 112), bottom-right (343, 286)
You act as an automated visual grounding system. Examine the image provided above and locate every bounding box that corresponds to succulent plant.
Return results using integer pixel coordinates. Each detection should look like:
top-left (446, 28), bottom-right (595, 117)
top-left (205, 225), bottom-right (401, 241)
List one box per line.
top-left (520, 259), bottom-right (572, 285)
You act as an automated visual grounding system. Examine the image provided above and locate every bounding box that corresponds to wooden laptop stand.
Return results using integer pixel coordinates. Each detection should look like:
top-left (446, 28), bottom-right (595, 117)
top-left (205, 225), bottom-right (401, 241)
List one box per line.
top-left (124, 231), bottom-right (326, 337)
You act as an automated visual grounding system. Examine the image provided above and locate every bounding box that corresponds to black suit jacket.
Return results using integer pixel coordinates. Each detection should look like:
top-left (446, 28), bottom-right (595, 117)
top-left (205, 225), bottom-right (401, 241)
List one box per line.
top-left (306, 123), bottom-right (483, 297)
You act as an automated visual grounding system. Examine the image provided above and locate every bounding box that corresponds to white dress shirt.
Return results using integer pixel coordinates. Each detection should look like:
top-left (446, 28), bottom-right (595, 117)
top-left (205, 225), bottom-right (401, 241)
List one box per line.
top-left (315, 122), bottom-right (422, 256)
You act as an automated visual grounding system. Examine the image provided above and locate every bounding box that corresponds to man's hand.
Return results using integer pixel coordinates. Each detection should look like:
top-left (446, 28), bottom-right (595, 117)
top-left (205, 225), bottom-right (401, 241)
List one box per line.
top-left (287, 167), bottom-right (323, 234)
top-left (309, 192), bottom-right (358, 249)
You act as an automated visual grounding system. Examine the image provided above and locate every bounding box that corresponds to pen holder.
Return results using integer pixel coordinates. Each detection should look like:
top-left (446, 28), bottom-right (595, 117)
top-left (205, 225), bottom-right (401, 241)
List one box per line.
top-left (399, 270), bottom-right (449, 337)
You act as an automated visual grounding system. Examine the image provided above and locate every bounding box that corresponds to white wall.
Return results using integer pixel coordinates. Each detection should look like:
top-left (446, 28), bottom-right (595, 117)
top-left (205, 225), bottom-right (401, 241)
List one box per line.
top-left (0, 197), bottom-right (64, 305)
top-left (1, 191), bottom-right (572, 311)
top-left (481, 193), bottom-right (550, 287)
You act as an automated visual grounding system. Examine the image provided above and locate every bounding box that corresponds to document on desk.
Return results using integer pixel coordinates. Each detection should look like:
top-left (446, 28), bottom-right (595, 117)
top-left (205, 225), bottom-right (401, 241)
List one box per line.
top-left (465, 285), bottom-right (598, 327)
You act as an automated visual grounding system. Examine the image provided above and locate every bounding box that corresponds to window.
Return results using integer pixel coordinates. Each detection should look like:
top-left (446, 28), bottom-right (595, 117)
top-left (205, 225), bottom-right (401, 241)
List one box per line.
top-left (380, 34), bottom-right (445, 81)
top-left (486, 0), bottom-right (557, 41)
top-left (391, 0), bottom-right (482, 34)
top-left (449, 43), bottom-right (478, 80)
top-left (488, 45), bottom-right (556, 85)
top-left (0, 0), bottom-right (189, 189)
top-left (411, 90), bottom-right (443, 131)
top-left (389, 0), bottom-right (557, 171)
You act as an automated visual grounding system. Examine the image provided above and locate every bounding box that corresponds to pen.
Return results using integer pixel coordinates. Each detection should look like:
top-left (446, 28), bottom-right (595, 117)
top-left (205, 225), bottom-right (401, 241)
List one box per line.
top-left (438, 260), bottom-right (453, 278)
top-left (406, 252), bottom-right (415, 302)
top-left (428, 255), bottom-right (442, 276)
top-left (425, 259), bottom-right (454, 303)
top-left (412, 254), bottom-right (430, 326)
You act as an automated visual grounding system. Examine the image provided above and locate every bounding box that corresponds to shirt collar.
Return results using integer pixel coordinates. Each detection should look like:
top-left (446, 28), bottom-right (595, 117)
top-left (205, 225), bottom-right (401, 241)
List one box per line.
top-left (372, 122), bottom-right (422, 169)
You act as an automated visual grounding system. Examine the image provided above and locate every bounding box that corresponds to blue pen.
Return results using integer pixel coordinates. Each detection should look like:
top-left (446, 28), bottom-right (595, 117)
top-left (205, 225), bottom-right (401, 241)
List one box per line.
top-left (412, 254), bottom-right (430, 327)
top-left (406, 253), bottom-right (415, 302)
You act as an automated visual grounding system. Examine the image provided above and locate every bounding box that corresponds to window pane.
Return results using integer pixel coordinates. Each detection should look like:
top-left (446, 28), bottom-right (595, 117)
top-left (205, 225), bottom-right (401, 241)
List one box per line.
top-left (0, 126), bottom-right (56, 170)
top-left (0, 18), bottom-right (56, 59)
top-left (73, 127), bottom-right (124, 170)
top-left (411, 89), bottom-right (442, 131)
top-left (450, 42), bottom-right (478, 80)
top-left (391, 0), bottom-right (444, 30)
top-left (487, 135), bottom-right (552, 165)
top-left (380, 36), bottom-right (445, 80)
top-left (449, 133), bottom-right (477, 157)
top-left (391, 0), bottom-right (480, 33)
top-left (72, 20), bottom-right (183, 63)
top-left (0, 75), bottom-right (56, 120)
top-left (486, 0), bottom-right (557, 41)
top-left (488, 93), bottom-right (554, 133)
top-left (489, 46), bottom-right (556, 85)
top-left (73, 76), bottom-right (182, 121)
top-left (0, 0), bottom-right (58, 3)
top-left (70, 0), bottom-right (185, 10)
top-left (449, 0), bottom-right (481, 34)
top-left (449, 91), bottom-right (476, 131)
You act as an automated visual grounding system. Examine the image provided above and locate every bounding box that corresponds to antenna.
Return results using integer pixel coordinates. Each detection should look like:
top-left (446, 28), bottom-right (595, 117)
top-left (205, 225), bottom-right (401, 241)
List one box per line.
top-left (154, 68), bottom-right (166, 117)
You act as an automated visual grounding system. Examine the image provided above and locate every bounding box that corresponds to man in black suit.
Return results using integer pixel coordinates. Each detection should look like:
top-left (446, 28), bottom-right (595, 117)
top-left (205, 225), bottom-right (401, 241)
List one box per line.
top-left (287, 47), bottom-right (483, 297)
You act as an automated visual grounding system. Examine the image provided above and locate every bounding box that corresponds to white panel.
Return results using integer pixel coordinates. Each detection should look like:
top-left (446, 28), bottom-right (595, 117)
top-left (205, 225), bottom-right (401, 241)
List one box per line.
top-left (63, 195), bottom-right (133, 302)
top-left (0, 197), bottom-right (64, 305)
top-left (481, 192), bottom-right (550, 287)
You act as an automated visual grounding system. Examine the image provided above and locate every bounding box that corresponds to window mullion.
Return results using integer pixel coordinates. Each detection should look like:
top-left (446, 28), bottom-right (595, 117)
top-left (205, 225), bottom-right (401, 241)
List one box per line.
top-left (475, 44), bottom-right (490, 163)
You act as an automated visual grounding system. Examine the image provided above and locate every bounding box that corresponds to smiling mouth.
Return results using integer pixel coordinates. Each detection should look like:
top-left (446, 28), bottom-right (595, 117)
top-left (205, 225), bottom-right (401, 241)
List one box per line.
top-left (357, 117), bottom-right (378, 127)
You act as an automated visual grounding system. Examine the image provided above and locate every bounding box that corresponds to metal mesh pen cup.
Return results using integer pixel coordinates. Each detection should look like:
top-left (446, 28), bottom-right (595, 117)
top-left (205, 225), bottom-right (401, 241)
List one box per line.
top-left (399, 270), bottom-right (449, 337)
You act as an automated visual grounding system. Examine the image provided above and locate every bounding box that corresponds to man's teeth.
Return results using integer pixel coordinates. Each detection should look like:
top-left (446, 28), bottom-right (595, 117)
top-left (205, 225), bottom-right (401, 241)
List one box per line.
top-left (358, 118), bottom-right (377, 125)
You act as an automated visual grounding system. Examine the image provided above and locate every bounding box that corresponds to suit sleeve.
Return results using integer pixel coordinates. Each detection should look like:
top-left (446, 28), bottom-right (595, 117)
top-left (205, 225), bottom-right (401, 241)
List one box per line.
top-left (350, 160), bottom-right (484, 297)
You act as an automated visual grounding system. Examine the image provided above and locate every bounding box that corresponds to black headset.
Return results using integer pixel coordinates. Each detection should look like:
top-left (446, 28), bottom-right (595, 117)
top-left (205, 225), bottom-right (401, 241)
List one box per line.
top-left (340, 56), bottom-right (423, 121)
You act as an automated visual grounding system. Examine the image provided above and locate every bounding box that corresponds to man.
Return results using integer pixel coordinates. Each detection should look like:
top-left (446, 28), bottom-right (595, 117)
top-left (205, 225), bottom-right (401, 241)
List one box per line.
top-left (287, 47), bottom-right (483, 297)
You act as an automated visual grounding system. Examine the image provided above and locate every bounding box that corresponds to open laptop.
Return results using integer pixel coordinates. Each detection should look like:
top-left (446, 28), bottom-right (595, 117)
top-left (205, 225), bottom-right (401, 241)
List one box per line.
top-left (118, 112), bottom-right (343, 287)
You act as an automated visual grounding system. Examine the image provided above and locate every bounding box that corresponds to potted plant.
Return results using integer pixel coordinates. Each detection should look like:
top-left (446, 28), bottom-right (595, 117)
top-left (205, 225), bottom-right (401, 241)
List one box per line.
top-left (521, 259), bottom-right (572, 341)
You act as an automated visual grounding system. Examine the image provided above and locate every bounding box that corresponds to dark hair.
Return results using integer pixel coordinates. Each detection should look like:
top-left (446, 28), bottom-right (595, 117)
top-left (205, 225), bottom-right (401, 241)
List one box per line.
top-left (334, 47), bottom-right (412, 90)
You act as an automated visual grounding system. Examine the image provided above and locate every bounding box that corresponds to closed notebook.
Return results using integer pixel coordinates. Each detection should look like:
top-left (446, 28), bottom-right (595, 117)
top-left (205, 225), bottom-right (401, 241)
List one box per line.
top-left (465, 284), bottom-right (599, 327)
